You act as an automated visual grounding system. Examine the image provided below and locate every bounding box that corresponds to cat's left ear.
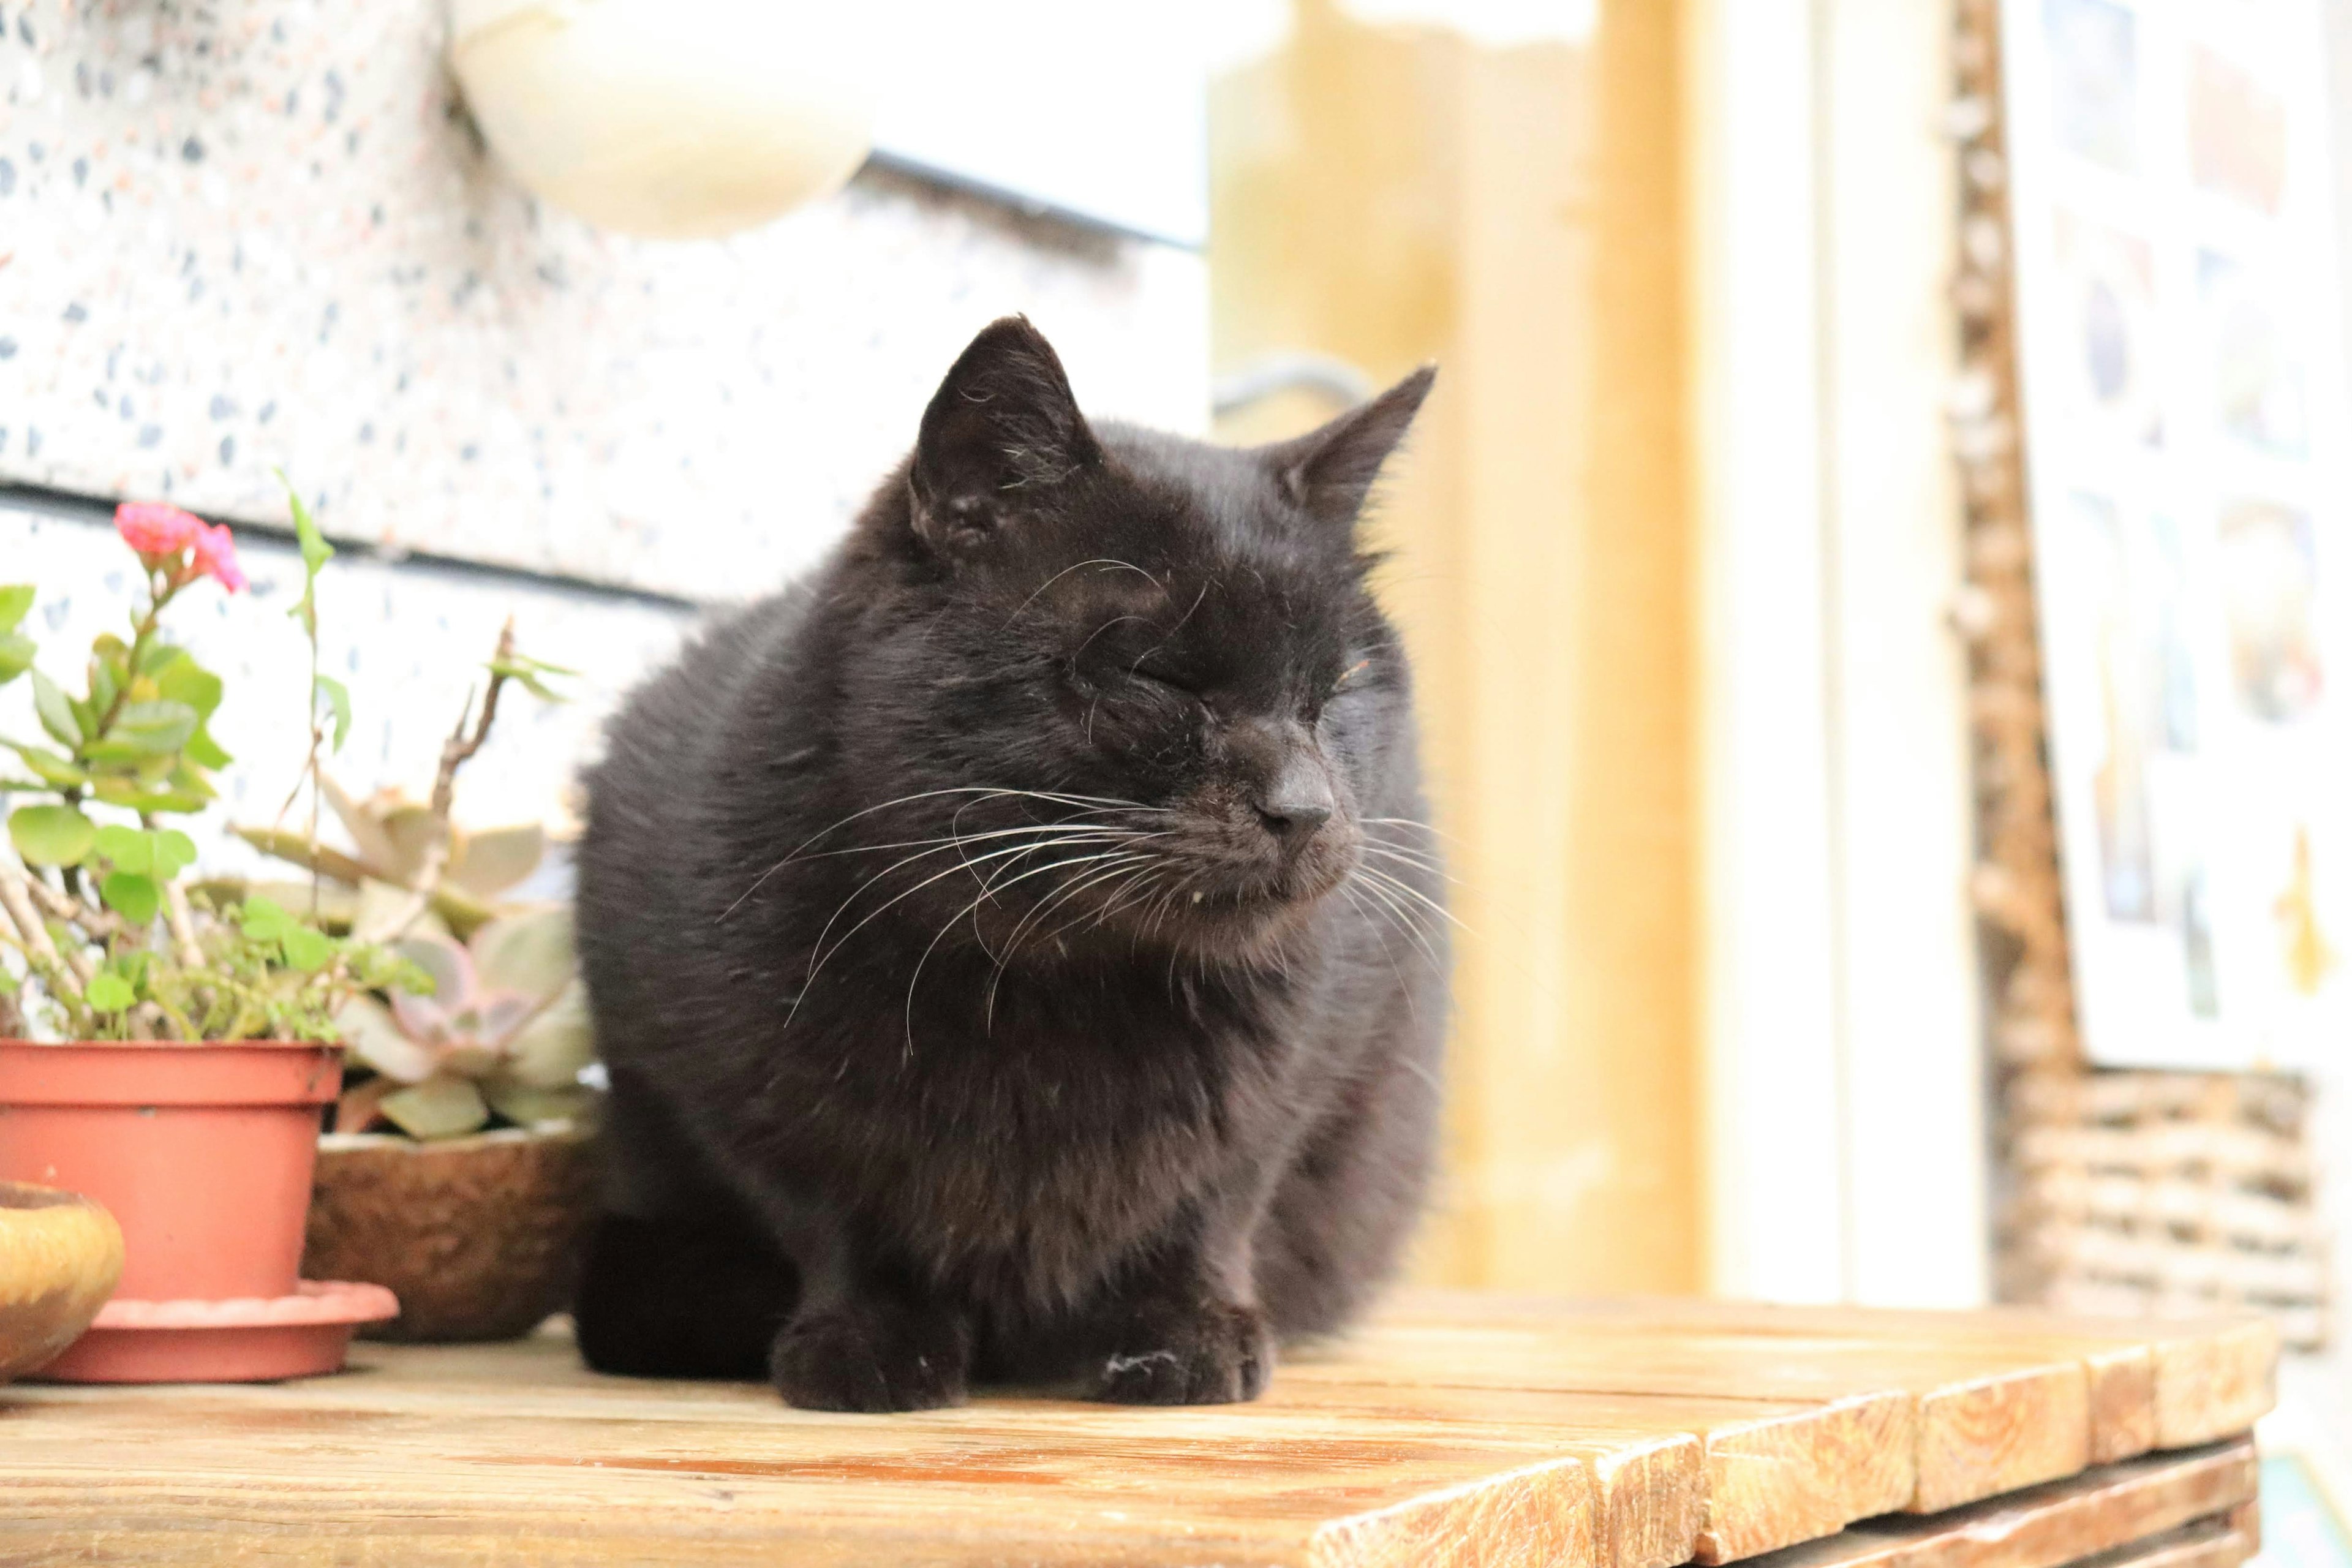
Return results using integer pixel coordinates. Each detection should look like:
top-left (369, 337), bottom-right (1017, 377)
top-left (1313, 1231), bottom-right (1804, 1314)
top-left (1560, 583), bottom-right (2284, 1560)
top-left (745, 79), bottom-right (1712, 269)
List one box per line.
top-left (909, 315), bottom-right (1103, 552)
top-left (1264, 364), bottom-right (1437, 529)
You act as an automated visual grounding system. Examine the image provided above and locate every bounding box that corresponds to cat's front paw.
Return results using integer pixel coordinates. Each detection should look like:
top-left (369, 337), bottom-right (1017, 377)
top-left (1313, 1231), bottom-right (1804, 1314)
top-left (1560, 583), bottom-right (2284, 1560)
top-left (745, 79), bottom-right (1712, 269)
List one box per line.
top-left (769, 1302), bottom-right (973, 1412)
top-left (1091, 1298), bottom-right (1274, 1405)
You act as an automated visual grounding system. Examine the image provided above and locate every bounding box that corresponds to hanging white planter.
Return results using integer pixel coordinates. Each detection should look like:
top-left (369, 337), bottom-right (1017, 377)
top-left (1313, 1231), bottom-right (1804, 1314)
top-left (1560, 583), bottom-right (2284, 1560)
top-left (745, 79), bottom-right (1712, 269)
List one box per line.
top-left (448, 0), bottom-right (873, 241)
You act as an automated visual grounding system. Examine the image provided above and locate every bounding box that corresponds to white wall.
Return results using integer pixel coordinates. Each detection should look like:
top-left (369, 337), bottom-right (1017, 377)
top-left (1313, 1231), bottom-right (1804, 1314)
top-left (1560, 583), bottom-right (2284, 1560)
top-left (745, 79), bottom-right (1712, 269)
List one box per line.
top-left (1688, 0), bottom-right (1989, 1306)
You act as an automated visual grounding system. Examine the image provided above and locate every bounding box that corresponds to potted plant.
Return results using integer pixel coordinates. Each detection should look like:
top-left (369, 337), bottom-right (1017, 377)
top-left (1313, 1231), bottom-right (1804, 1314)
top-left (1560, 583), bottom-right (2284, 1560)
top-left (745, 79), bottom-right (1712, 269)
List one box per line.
top-left (0, 494), bottom-right (420, 1381)
top-left (233, 624), bottom-right (601, 1342)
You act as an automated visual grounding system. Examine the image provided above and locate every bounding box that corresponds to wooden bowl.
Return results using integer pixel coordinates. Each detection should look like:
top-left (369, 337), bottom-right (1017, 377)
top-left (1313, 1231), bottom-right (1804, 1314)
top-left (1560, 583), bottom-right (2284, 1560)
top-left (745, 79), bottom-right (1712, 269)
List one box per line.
top-left (0, 1182), bottom-right (125, 1381)
top-left (302, 1126), bottom-right (595, 1342)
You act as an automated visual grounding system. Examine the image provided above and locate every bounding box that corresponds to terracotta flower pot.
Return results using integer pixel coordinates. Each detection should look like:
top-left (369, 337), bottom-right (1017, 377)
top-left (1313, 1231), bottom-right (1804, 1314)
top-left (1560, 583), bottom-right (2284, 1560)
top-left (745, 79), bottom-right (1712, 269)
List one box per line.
top-left (303, 1125), bottom-right (597, 1342)
top-left (0, 1039), bottom-right (396, 1380)
top-left (0, 1041), bottom-right (338, 1300)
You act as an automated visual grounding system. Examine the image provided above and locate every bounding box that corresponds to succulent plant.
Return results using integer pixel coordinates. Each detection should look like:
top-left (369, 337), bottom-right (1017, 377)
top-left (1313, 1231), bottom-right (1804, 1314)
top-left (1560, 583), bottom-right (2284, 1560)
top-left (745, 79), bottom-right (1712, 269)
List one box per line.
top-left (332, 906), bottom-right (594, 1140)
top-left (234, 778), bottom-right (548, 940)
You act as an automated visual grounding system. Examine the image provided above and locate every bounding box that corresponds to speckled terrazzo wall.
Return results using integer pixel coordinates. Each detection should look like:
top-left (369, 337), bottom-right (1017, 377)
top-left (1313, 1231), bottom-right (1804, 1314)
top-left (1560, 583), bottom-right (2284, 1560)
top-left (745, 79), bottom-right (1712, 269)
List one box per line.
top-left (0, 0), bottom-right (1208, 859)
top-left (0, 0), bottom-right (1209, 602)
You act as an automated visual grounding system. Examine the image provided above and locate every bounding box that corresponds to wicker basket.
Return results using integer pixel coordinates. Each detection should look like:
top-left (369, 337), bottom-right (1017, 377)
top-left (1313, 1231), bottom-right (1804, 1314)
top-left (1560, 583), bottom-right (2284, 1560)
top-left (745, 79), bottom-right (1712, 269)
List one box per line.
top-left (1952, 0), bottom-right (2331, 1349)
top-left (301, 1126), bottom-right (597, 1343)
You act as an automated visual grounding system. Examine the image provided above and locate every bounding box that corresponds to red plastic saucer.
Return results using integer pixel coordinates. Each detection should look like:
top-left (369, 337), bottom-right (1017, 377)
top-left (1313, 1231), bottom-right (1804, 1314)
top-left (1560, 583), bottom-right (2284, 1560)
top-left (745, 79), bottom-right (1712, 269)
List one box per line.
top-left (32, 1280), bottom-right (399, 1384)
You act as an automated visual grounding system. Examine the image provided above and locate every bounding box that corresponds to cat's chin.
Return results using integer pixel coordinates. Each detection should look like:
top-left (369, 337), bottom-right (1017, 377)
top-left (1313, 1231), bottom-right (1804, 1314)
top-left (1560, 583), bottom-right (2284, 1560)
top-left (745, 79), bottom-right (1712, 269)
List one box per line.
top-left (1101, 869), bottom-right (1351, 963)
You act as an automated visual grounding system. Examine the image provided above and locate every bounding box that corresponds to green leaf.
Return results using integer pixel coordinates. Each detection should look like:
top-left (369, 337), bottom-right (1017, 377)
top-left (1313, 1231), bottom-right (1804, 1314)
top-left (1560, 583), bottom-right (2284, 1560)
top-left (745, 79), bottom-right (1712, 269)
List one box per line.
top-left (111, 700), bottom-right (199, 756)
top-left (83, 972), bottom-right (136, 1012)
top-left (153, 829), bottom-right (197, 880)
top-left (0, 633), bottom-right (32, 686)
top-left (100, 871), bottom-right (160, 925)
top-left (1, 741), bottom-right (89, 788)
top-left (239, 896), bottom-right (294, 944)
top-left (0, 585), bottom-right (32, 634)
top-left (31, 671), bottom-right (78, 749)
top-left (0, 778), bottom-right (46, 795)
top-left (88, 660), bottom-right (118, 720)
top-left (481, 1079), bottom-right (594, 1131)
top-left (94, 823), bottom-right (153, 874)
top-left (164, 764), bottom-right (216, 800)
top-left (278, 469), bottom-right (334, 635)
top-left (488, 654), bottom-right (576, 705)
top-left (314, 674), bottom-right (352, 753)
top-left (281, 924), bottom-right (335, 973)
top-left (77, 739), bottom-right (147, 766)
top-left (156, 660), bottom-right (223, 720)
top-left (183, 724), bottom-right (232, 769)
top-left (333, 994), bottom-right (436, 1084)
top-left (286, 479), bottom-right (334, 576)
top-left (9, 804), bottom-right (96, 865)
top-left (376, 1075), bottom-right (491, 1140)
top-left (88, 776), bottom-right (190, 811)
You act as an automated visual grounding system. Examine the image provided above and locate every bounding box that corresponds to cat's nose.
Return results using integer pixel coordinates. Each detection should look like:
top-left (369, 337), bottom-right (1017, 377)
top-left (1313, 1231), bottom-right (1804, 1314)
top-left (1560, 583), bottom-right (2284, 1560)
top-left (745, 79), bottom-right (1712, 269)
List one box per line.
top-left (1253, 754), bottom-right (1335, 845)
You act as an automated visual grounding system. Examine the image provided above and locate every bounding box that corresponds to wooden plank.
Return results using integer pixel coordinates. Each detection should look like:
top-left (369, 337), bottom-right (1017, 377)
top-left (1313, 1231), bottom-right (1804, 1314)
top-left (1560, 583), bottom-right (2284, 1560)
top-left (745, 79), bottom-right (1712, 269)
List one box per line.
top-left (1, 1335), bottom-right (1612, 1568)
top-left (1737, 1441), bottom-right (2257, 1568)
top-left (1290, 1341), bottom-right (1912, 1561)
top-left (1331, 1316), bottom-right (2092, 1513)
top-left (0, 1306), bottom-right (2275, 1566)
top-left (2094, 1523), bottom-right (2255, 1568)
top-left (1398, 1293), bottom-right (2278, 1453)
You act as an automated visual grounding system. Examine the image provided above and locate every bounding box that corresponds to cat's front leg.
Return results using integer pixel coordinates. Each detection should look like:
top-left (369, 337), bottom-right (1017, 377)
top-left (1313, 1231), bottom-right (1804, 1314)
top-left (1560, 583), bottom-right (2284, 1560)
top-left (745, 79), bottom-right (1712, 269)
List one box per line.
top-left (750, 1188), bottom-right (974, 1413)
top-left (769, 1291), bottom-right (974, 1413)
top-left (1085, 1230), bottom-right (1275, 1406)
top-left (1091, 1292), bottom-right (1274, 1405)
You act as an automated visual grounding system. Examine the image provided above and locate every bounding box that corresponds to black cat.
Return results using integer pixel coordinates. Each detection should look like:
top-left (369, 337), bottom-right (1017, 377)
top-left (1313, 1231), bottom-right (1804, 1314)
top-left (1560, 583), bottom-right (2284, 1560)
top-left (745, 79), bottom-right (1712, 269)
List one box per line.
top-left (572, 317), bottom-right (1449, 1412)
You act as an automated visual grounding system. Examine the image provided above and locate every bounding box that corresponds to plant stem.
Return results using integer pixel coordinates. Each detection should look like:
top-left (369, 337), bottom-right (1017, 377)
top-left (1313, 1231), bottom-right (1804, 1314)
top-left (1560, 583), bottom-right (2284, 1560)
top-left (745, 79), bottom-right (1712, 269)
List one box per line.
top-left (0, 858), bottom-right (92, 985)
top-left (92, 568), bottom-right (183, 741)
top-left (160, 878), bottom-right (205, 970)
top-left (383, 620), bottom-right (516, 942)
top-left (432, 619), bottom-right (516, 818)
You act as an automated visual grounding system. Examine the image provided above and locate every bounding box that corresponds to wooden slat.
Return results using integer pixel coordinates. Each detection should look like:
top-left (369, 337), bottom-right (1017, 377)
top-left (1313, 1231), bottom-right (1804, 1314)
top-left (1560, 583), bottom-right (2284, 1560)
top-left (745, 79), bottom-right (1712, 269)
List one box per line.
top-left (3, 1365), bottom-right (1600, 1568)
top-left (1346, 1314), bottom-right (2095, 1513)
top-left (1737, 1441), bottom-right (2257, 1568)
top-left (1292, 1336), bottom-right (1915, 1559)
top-left (0, 1302), bottom-right (2276, 1566)
top-left (1403, 1293), bottom-right (2278, 1455)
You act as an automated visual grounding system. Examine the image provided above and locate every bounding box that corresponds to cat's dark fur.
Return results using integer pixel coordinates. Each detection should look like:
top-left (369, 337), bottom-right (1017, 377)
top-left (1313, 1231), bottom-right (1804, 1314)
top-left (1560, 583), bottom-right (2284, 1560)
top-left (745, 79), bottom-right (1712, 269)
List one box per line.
top-left (571, 317), bottom-right (1448, 1412)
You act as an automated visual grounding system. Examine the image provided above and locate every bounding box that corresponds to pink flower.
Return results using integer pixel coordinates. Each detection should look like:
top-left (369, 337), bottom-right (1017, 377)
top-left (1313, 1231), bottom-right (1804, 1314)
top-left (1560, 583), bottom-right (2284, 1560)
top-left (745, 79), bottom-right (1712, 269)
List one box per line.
top-left (190, 521), bottom-right (247, 592)
top-left (114, 501), bottom-right (203, 557)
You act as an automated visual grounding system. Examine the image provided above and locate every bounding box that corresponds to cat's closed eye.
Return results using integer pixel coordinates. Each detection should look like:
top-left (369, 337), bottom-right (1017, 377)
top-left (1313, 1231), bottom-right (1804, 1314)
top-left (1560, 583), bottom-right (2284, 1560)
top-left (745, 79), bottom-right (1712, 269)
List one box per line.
top-left (1129, 663), bottom-right (1200, 699)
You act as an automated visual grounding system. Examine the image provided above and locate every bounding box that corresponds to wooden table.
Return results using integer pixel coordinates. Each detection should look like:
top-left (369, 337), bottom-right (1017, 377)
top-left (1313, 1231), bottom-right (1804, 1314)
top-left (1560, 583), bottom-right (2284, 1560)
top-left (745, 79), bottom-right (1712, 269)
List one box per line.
top-left (0, 1293), bottom-right (2276, 1567)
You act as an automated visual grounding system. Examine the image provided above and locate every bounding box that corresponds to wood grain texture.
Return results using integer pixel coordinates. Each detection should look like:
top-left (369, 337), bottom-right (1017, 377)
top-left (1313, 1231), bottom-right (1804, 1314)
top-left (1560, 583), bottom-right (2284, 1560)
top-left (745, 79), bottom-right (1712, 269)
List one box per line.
top-left (1362, 1303), bottom-right (2095, 1514)
top-left (1738, 1441), bottom-right (2256, 1568)
top-left (0, 1300), bottom-right (2274, 1566)
top-left (1385, 1294), bottom-right (2277, 1474)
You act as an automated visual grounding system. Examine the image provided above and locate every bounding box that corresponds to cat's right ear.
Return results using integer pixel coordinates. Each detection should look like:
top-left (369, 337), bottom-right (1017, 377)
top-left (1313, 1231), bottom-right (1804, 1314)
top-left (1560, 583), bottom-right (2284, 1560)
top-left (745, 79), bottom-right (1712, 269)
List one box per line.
top-left (907, 316), bottom-right (1102, 554)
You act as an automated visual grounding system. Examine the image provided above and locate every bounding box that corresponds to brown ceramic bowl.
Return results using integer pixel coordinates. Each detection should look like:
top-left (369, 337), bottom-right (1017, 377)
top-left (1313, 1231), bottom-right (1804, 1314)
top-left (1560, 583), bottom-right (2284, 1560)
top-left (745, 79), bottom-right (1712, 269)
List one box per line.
top-left (0, 1182), bottom-right (125, 1381)
top-left (302, 1125), bottom-right (596, 1343)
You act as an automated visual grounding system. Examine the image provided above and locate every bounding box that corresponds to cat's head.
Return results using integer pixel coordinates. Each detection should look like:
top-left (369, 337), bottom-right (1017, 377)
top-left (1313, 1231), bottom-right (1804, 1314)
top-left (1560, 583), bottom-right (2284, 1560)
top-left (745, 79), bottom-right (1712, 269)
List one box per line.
top-left (831, 316), bottom-right (1433, 963)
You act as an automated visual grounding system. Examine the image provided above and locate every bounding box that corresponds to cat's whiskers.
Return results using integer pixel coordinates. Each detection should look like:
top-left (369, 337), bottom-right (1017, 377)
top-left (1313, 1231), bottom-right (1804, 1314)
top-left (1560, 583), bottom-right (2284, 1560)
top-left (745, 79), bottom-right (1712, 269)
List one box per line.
top-left (992, 850), bottom-right (1163, 969)
top-left (1358, 842), bottom-right (1456, 883)
top-left (905, 847), bottom-right (1162, 1055)
top-left (722, 786), bottom-right (1170, 919)
top-left (1343, 867), bottom-right (1464, 975)
top-left (976, 850), bottom-right (1169, 1031)
top-left (785, 830), bottom-right (1157, 1032)
top-left (1352, 863), bottom-right (1464, 930)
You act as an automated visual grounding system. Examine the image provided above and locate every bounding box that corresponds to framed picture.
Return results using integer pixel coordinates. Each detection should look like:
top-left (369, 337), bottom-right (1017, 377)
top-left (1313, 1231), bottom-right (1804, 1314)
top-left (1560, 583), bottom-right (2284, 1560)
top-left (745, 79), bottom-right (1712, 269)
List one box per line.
top-left (2003, 0), bottom-right (2352, 1070)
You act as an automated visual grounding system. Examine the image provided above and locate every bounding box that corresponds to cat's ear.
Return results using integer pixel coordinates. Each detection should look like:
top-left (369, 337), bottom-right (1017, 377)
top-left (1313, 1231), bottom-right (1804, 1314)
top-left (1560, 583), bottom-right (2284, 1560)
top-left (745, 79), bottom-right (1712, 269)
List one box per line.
top-left (1263, 365), bottom-right (1436, 529)
top-left (908, 316), bottom-right (1102, 551)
